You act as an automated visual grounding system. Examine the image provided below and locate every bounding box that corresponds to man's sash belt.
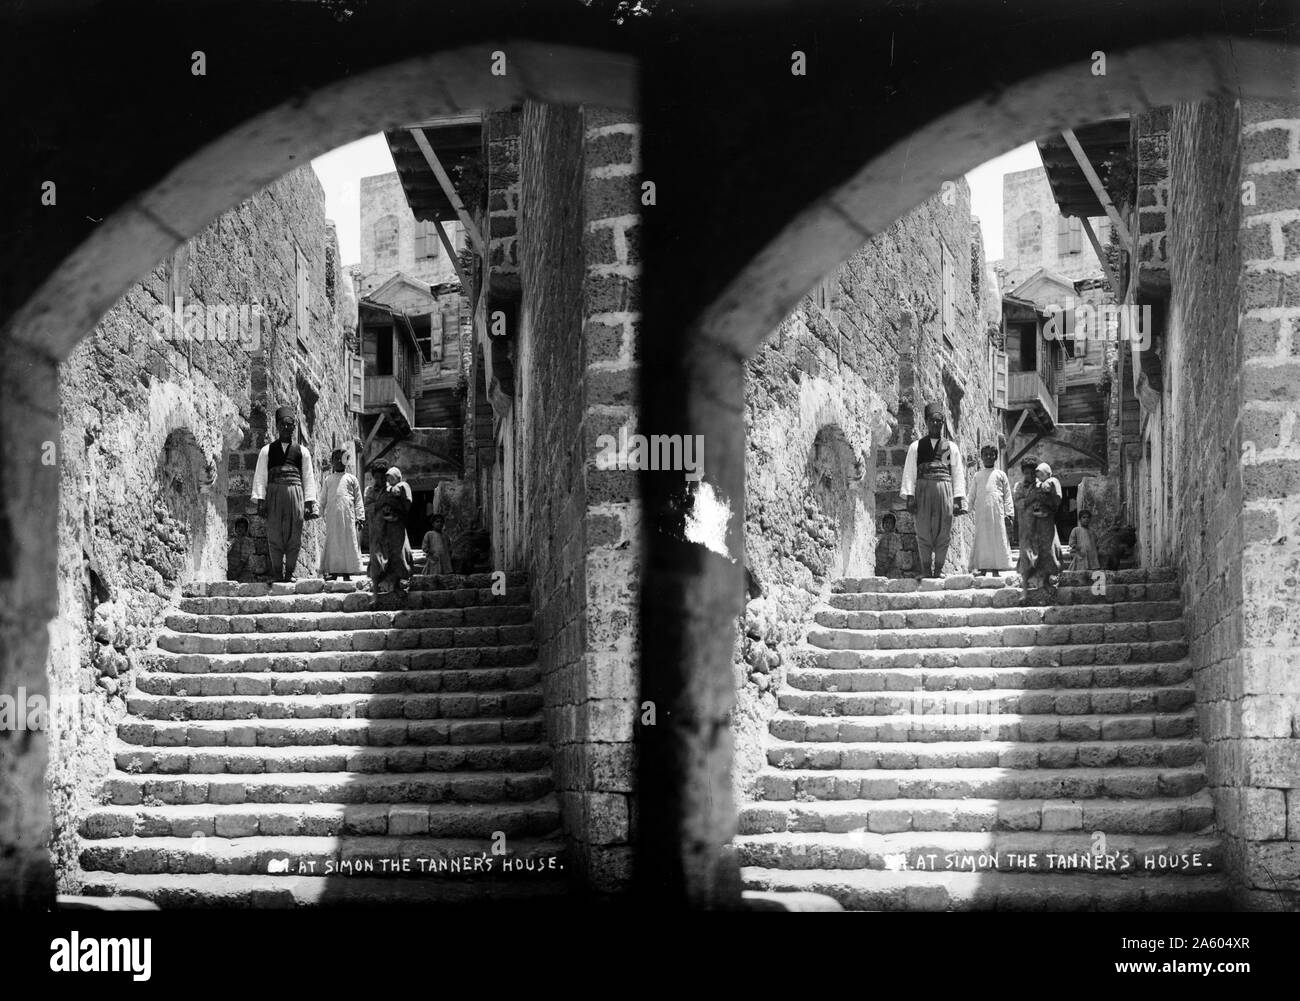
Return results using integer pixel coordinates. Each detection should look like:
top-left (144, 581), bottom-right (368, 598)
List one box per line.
top-left (269, 465), bottom-right (303, 486)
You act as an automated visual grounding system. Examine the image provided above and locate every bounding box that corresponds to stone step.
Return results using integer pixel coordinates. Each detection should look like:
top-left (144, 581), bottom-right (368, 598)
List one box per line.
top-left (796, 640), bottom-right (1189, 670)
top-left (737, 791), bottom-right (1215, 835)
top-left (786, 661), bottom-right (1192, 693)
top-left (835, 568), bottom-right (1176, 593)
top-left (148, 646), bottom-right (538, 674)
top-left (134, 667), bottom-right (540, 697)
top-left (767, 711), bottom-right (1196, 743)
top-left (124, 689), bottom-right (545, 721)
top-left (114, 742), bottom-right (552, 775)
top-left (754, 766), bottom-right (1206, 802)
top-left (179, 587), bottom-right (531, 616)
top-left (408, 572), bottom-right (529, 591)
top-left (775, 685), bottom-right (1196, 717)
top-left (102, 770), bottom-right (554, 807)
top-left (735, 831), bottom-right (1222, 874)
top-left (80, 835), bottom-right (567, 877)
top-left (81, 800), bottom-right (562, 840)
top-left (155, 626), bottom-right (534, 655)
top-left (77, 872), bottom-right (568, 907)
top-left (738, 868), bottom-right (1229, 911)
top-left (816, 600), bottom-right (1184, 631)
top-left (183, 579), bottom-right (367, 598)
top-left (118, 714), bottom-right (546, 747)
top-left (165, 605), bottom-right (534, 634)
top-left (182, 572), bottom-right (529, 599)
top-left (765, 738), bottom-right (1204, 770)
top-left (808, 620), bottom-right (1183, 651)
top-left (828, 582), bottom-right (1180, 611)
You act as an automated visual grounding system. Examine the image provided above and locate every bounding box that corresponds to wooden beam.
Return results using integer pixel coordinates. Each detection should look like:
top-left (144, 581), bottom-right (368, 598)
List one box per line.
top-left (1009, 432), bottom-right (1046, 470)
top-left (1079, 216), bottom-right (1122, 300)
top-left (1044, 436), bottom-right (1107, 466)
top-left (1061, 129), bottom-right (1133, 253)
top-left (1005, 408), bottom-right (1030, 471)
top-left (434, 219), bottom-right (471, 291)
top-left (409, 128), bottom-right (485, 255)
top-left (362, 413), bottom-right (387, 459)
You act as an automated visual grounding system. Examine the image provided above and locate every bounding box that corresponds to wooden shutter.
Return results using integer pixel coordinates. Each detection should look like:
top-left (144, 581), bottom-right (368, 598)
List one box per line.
top-left (430, 310), bottom-right (444, 362)
top-left (347, 351), bottom-right (364, 413)
top-left (413, 226), bottom-right (426, 260)
top-left (993, 350), bottom-right (1009, 409)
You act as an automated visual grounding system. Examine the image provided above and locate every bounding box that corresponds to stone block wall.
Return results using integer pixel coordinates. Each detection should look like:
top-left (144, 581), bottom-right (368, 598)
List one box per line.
top-left (48, 165), bottom-right (349, 890)
top-left (516, 101), bottom-right (640, 891)
top-left (487, 112), bottom-right (521, 281)
top-left (1233, 99), bottom-right (1300, 905)
top-left (1135, 108), bottom-right (1172, 290)
top-left (1168, 96), bottom-right (1300, 908)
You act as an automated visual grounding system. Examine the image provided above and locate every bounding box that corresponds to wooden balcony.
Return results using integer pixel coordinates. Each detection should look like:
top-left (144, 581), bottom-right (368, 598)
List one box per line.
top-left (363, 374), bottom-right (414, 432)
top-left (1008, 369), bottom-right (1058, 427)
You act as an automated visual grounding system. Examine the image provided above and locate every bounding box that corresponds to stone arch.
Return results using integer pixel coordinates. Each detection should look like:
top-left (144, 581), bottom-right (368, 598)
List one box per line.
top-left (804, 423), bottom-right (866, 580)
top-left (155, 427), bottom-right (218, 584)
top-left (3, 41), bottom-right (635, 367)
top-left (691, 36), bottom-right (1300, 361)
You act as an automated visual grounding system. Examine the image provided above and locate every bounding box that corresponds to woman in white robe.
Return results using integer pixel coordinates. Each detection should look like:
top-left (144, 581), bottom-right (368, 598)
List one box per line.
top-left (319, 450), bottom-right (364, 578)
top-left (969, 445), bottom-right (1014, 573)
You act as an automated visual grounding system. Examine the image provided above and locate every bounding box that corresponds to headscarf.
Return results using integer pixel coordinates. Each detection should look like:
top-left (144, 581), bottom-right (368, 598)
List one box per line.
top-left (385, 467), bottom-right (411, 502)
top-left (1034, 462), bottom-right (1061, 501)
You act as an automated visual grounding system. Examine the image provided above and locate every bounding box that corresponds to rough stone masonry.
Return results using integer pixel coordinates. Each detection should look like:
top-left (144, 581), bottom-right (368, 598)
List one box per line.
top-left (47, 166), bottom-right (352, 893)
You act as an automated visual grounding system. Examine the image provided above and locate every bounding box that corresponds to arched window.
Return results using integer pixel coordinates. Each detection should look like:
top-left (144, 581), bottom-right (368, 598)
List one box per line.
top-left (1016, 210), bottom-right (1042, 260)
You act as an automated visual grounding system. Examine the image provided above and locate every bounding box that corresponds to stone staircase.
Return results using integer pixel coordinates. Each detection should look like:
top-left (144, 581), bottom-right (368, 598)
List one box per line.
top-left (78, 572), bottom-right (569, 907)
top-left (738, 568), bottom-right (1229, 911)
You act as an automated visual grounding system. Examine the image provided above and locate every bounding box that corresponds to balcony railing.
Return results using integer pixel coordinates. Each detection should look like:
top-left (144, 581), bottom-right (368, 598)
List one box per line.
top-left (363, 374), bottom-right (414, 428)
top-left (1008, 370), bottom-right (1058, 426)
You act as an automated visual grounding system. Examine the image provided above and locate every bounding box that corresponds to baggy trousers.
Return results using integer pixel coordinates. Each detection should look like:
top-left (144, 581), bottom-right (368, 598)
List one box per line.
top-left (266, 481), bottom-right (304, 580)
top-left (915, 476), bottom-right (953, 576)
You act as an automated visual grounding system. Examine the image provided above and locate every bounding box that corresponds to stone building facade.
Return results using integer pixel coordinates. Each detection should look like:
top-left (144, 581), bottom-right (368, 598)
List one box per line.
top-left (47, 166), bottom-right (353, 889)
top-left (997, 166), bottom-right (1111, 289)
top-left (356, 171), bottom-right (465, 296)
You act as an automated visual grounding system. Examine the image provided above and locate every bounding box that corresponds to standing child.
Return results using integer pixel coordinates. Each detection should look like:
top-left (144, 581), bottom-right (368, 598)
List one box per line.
top-left (419, 514), bottom-right (455, 578)
top-left (969, 444), bottom-right (1014, 575)
top-left (1068, 509), bottom-right (1102, 571)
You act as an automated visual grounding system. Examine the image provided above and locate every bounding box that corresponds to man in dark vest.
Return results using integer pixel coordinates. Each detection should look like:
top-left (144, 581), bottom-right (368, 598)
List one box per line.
top-left (251, 406), bottom-right (318, 582)
top-left (901, 402), bottom-right (966, 578)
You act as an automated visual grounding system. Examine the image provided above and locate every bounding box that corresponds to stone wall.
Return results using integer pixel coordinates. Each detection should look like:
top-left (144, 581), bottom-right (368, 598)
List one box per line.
top-left (1232, 99), bottom-right (1300, 905)
top-left (48, 166), bottom-right (349, 890)
top-left (734, 182), bottom-right (1002, 800)
top-left (516, 102), bottom-right (640, 891)
top-left (1168, 96), bottom-right (1300, 908)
